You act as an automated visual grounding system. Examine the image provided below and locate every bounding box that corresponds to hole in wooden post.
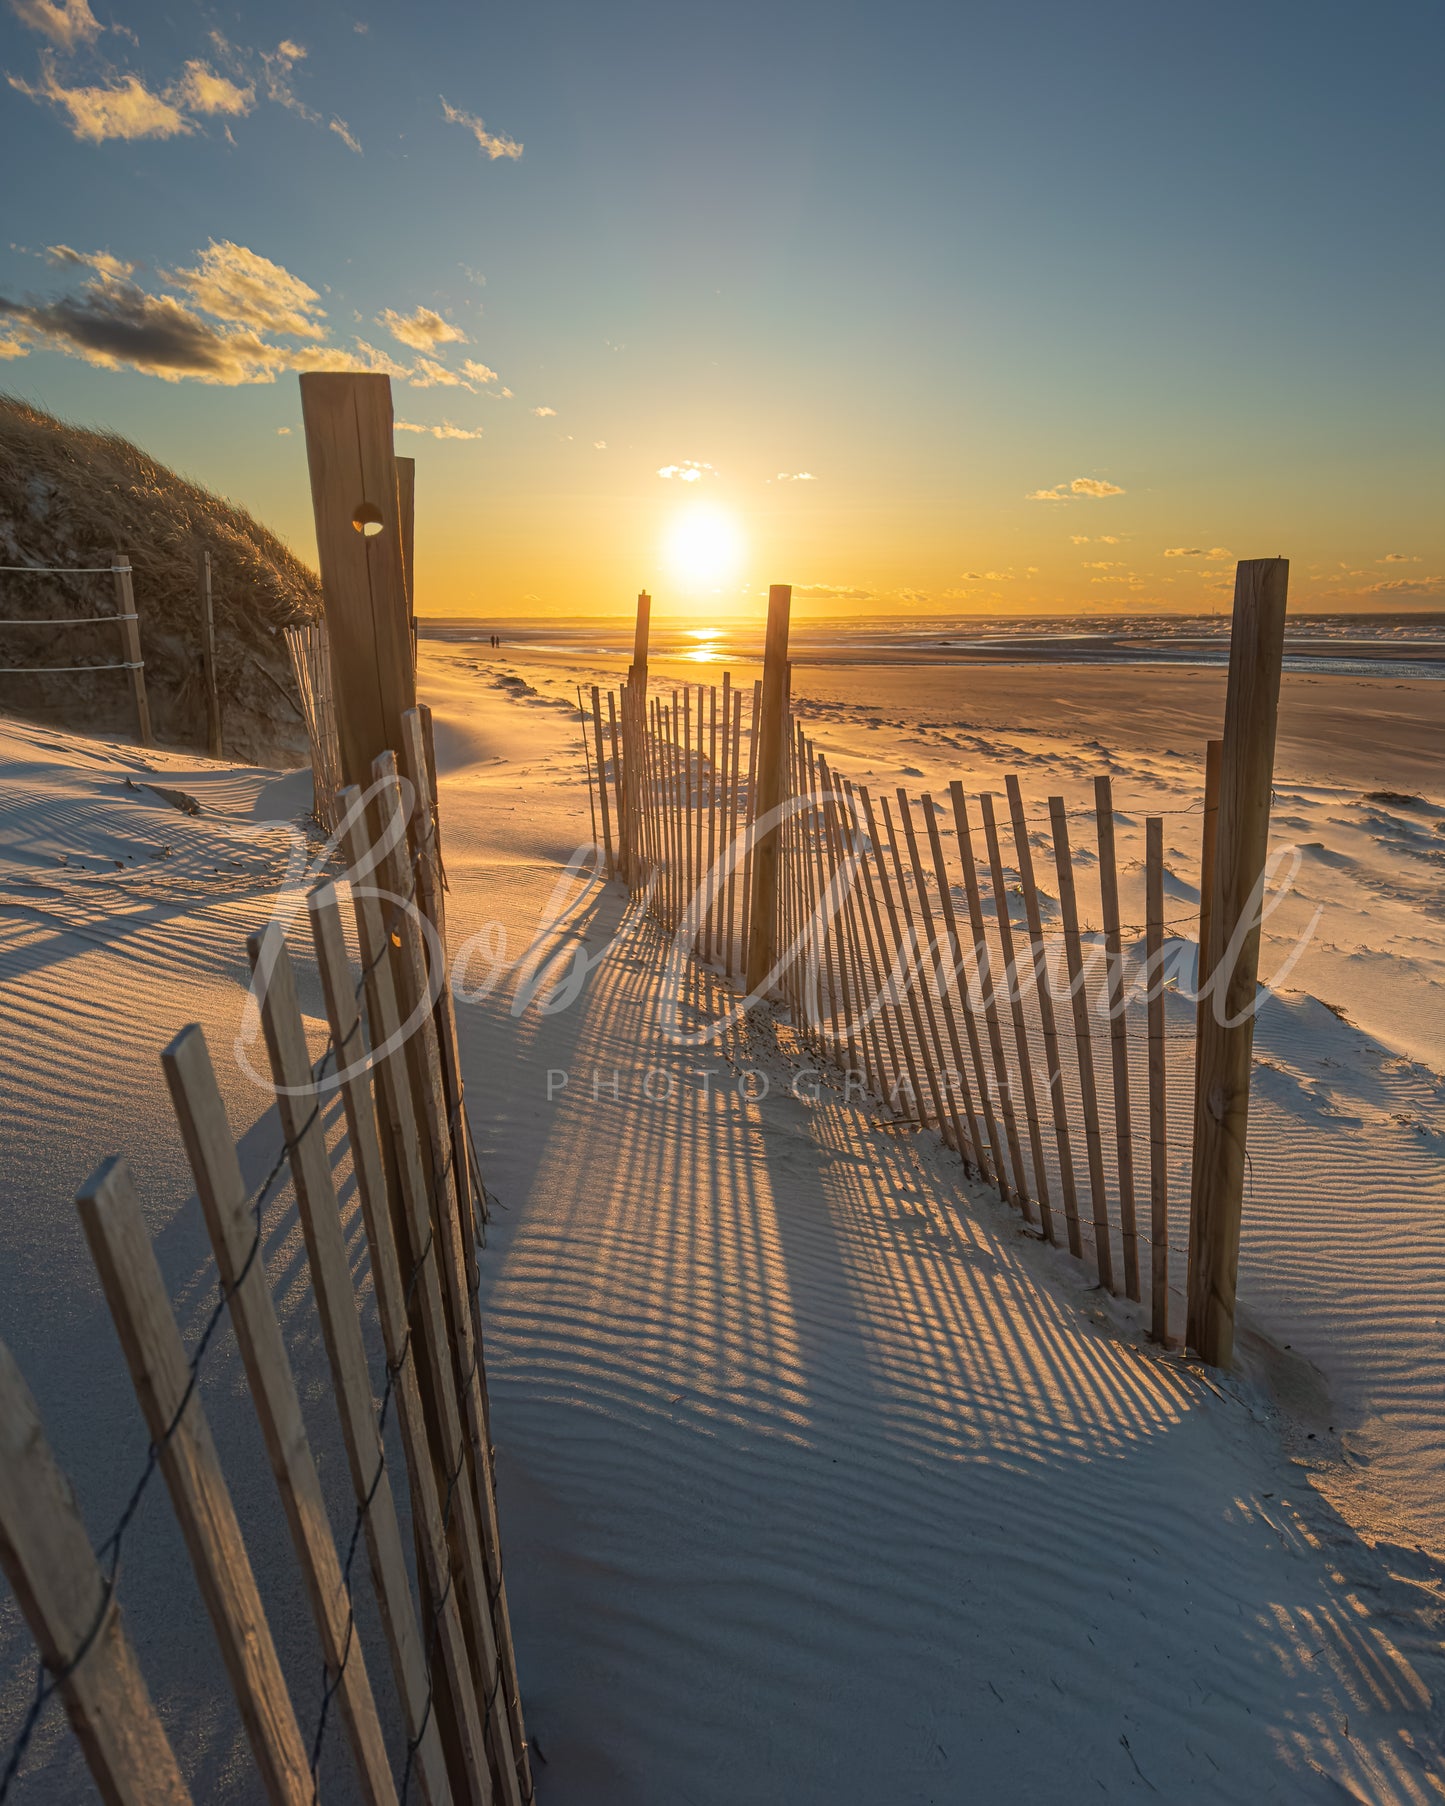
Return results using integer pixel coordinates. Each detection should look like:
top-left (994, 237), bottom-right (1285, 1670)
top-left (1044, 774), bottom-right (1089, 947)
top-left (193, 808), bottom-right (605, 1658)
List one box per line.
top-left (352, 503), bottom-right (384, 538)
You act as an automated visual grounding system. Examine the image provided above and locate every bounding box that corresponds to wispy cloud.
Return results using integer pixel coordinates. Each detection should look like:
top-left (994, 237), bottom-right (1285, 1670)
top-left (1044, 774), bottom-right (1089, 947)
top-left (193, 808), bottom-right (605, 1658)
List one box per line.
top-left (1356, 576), bottom-right (1443, 596)
top-left (531, 405), bottom-right (556, 418)
top-left (164, 240), bottom-right (326, 338)
top-left (772, 471), bottom-right (815, 482)
top-left (170, 59), bottom-right (253, 117)
top-left (440, 96), bottom-right (522, 161)
top-left (1163, 546), bottom-right (1232, 559)
top-left (10, 56), bottom-right (190, 141)
top-left (1071, 534), bottom-right (1122, 545)
top-left (395, 419), bottom-right (484, 441)
top-left (794, 584), bottom-right (873, 602)
top-left (409, 356), bottom-right (472, 388)
top-left (328, 116), bottom-right (361, 154)
top-left (461, 358), bottom-right (498, 384)
top-left (1381, 553), bottom-right (1420, 563)
top-left (380, 305), bottom-right (466, 350)
top-left (593, 440), bottom-right (607, 450)
top-left (1030, 475), bottom-right (1126, 502)
top-left (45, 244), bottom-right (135, 281)
top-left (8, 0), bottom-right (102, 51)
top-left (658, 460), bottom-right (712, 481)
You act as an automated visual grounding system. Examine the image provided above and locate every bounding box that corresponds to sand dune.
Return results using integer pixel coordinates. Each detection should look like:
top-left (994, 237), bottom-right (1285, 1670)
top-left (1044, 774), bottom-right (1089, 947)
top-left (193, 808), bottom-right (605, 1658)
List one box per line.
top-left (1, 647), bottom-right (1443, 1802)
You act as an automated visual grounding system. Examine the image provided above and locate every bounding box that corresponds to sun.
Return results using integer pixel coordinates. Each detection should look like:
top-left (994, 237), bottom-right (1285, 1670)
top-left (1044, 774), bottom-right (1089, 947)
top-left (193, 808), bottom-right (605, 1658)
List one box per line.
top-left (662, 504), bottom-right (745, 592)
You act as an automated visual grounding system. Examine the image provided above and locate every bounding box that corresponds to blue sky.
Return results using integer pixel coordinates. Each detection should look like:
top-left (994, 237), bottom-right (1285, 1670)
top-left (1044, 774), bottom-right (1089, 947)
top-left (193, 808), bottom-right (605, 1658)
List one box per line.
top-left (1, 0), bottom-right (1441, 615)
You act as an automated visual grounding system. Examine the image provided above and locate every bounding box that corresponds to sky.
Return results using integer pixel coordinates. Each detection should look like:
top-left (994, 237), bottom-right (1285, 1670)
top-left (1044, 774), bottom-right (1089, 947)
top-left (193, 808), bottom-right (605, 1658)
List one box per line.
top-left (0, 0), bottom-right (1441, 619)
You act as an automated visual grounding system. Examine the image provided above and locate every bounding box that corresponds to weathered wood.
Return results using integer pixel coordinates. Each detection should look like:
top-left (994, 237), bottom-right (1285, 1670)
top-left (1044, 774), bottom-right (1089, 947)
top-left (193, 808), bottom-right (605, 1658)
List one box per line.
top-left (589, 685), bottom-right (614, 879)
top-left (365, 766), bottom-right (528, 1802)
top-left (399, 709), bottom-right (480, 1287)
top-left (1187, 735), bottom-right (1223, 1305)
top-left (159, 1025), bottom-right (397, 1806)
top-left (948, 784), bottom-right (1023, 1205)
top-left (197, 549), bottom-right (223, 758)
top-left (298, 373), bottom-right (417, 789)
top-left (726, 687), bottom-right (743, 976)
top-left (246, 930), bottom-right (452, 1805)
top-left (979, 793), bottom-right (1051, 1235)
top-left (1145, 818), bottom-right (1170, 1345)
top-left (308, 882), bottom-right (491, 1806)
top-left (745, 586), bottom-right (792, 993)
top-left (607, 690), bottom-right (626, 883)
top-left (1094, 776), bottom-right (1140, 1299)
top-left (920, 794), bottom-right (1001, 1186)
top-left (1188, 559), bottom-right (1289, 1367)
top-left (1005, 775), bottom-right (1082, 1258)
top-left (333, 797), bottom-right (524, 1803)
top-left (111, 558), bottom-right (151, 747)
top-left (739, 681), bottom-right (762, 977)
top-left (632, 590), bottom-right (651, 686)
top-left (1048, 797), bottom-right (1115, 1294)
top-left (0, 1334), bottom-right (190, 1806)
top-left (863, 789), bottom-right (941, 1128)
top-left (895, 792), bottom-right (975, 1168)
top-left (76, 1157), bottom-right (311, 1806)
top-left (854, 785), bottom-right (924, 1121)
top-left (396, 454), bottom-right (417, 673)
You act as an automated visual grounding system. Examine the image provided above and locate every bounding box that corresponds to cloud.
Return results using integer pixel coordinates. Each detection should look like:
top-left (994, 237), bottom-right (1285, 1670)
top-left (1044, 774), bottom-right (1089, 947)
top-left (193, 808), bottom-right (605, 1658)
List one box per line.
top-left (0, 278), bottom-right (289, 383)
top-left (1382, 553), bottom-right (1419, 563)
top-left (593, 440), bottom-right (606, 450)
top-left (395, 419), bottom-right (484, 441)
top-left (276, 425), bottom-right (291, 434)
top-left (8, 0), bottom-right (102, 51)
top-left (658, 460), bottom-right (712, 481)
top-left (440, 96), bottom-right (522, 160)
top-left (773, 471), bottom-right (815, 482)
top-left (531, 405), bottom-right (556, 418)
top-left (795, 585), bottom-right (873, 602)
top-left (163, 240), bottom-right (326, 338)
top-left (328, 116), bottom-right (361, 154)
top-left (379, 305), bottom-right (466, 350)
top-left (169, 59), bottom-right (253, 116)
top-left (1029, 476), bottom-right (1125, 502)
top-left (45, 244), bottom-right (135, 281)
top-left (0, 329), bottom-right (30, 360)
top-left (409, 356), bottom-right (471, 388)
top-left (1164, 546), bottom-right (1232, 559)
top-left (10, 57), bottom-right (191, 141)
top-left (1357, 576), bottom-right (1443, 596)
top-left (461, 358), bottom-right (498, 384)
top-left (1083, 560), bottom-right (1122, 569)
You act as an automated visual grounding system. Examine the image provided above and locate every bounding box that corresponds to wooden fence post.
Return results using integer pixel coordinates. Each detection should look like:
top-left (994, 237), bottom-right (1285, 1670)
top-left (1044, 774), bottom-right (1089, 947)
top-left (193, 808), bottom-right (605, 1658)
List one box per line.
top-left (1187, 559), bottom-right (1289, 1367)
top-left (197, 550), bottom-right (222, 758)
top-left (110, 557), bottom-right (151, 748)
top-left (0, 1335), bottom-right (190, 1806)
top-left (298, 373), bottom-right (416, 789)
top-left (1145, 818), bottom-right (1170, 1345)
top-left (396, 453), bottom-right (417, 674)
top-left (633, 589), bottom-right (651, 689)
top-left (745, 584), bottom-right (792, 994)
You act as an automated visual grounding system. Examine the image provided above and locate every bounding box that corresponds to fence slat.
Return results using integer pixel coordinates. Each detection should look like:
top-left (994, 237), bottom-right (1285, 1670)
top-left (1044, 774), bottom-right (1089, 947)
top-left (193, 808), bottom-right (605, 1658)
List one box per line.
top-left (1146, 817), bottom-right (1169, 1345)
top-left (948, 784), bottom-right (1024, 1206)
top-left (366, 768), bottom-right (528, 1806)
top-left (0, 1335), bottom-right (190, 1806)
top-left (1048, 796), bottom-right (1115, 1294)
top-left (1094, 776), bottom-right (1140, 1300)
top-left (920, 795), bottom-right (1002, 1189)
top-left (1004, 776), bottom-right (1082, 1258)
top-left (159, 1026), bottom-right (398, 1806)
top-left (75, 1157), bottom-right (311, 1806)
top-left (246, 930), bottom-right (453, 1806)
top-left (979, 793), bottom-right (1050, 1234)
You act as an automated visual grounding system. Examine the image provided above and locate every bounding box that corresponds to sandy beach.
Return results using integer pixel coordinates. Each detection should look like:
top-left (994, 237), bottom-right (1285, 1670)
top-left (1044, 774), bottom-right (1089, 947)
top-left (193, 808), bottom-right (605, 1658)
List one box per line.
top-left (1, 638), bottom-right (1442, 1802)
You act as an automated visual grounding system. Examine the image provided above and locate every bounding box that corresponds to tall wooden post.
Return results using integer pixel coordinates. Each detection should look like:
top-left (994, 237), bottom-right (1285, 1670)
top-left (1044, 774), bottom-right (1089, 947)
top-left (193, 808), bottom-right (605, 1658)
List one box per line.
top-left (396, 454), bottom-right (417, 674)
top-left (745, 583), bottom-right (792, 995)
top-left (298, 373), bottom-right (416, 789)
top-left (111, 556), bottom-right (151, 747)
top-left (1187, 559), bottom-right (1289, 1367)
top-left (197, 549), bottom-right (223, 758)
top-left (632, 589), bottom-right (651, 689)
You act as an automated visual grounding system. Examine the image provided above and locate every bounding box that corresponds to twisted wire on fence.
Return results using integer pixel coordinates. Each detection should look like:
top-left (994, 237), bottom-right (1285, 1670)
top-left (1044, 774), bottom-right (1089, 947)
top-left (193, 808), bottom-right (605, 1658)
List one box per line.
top-left (0, 562), bottom-right (140, 677)
top-left (0, 851), bottom-right (496, 1805)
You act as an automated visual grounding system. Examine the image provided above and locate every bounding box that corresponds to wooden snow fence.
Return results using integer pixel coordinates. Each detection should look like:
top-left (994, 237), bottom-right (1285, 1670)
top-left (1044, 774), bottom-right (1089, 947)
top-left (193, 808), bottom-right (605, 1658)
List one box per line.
top-left (285, 620), bottom-right (343, 836)
top-left (580, 559), bottom-right (1288, 1364)
top-left (0, 706), bottom-right (533, 1806)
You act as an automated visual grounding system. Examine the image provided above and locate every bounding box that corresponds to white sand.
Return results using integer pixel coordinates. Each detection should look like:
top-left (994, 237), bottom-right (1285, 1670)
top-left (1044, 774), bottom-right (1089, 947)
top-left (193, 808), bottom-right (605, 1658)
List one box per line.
top-left (1, 646), bottom-right (1443, 1802)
